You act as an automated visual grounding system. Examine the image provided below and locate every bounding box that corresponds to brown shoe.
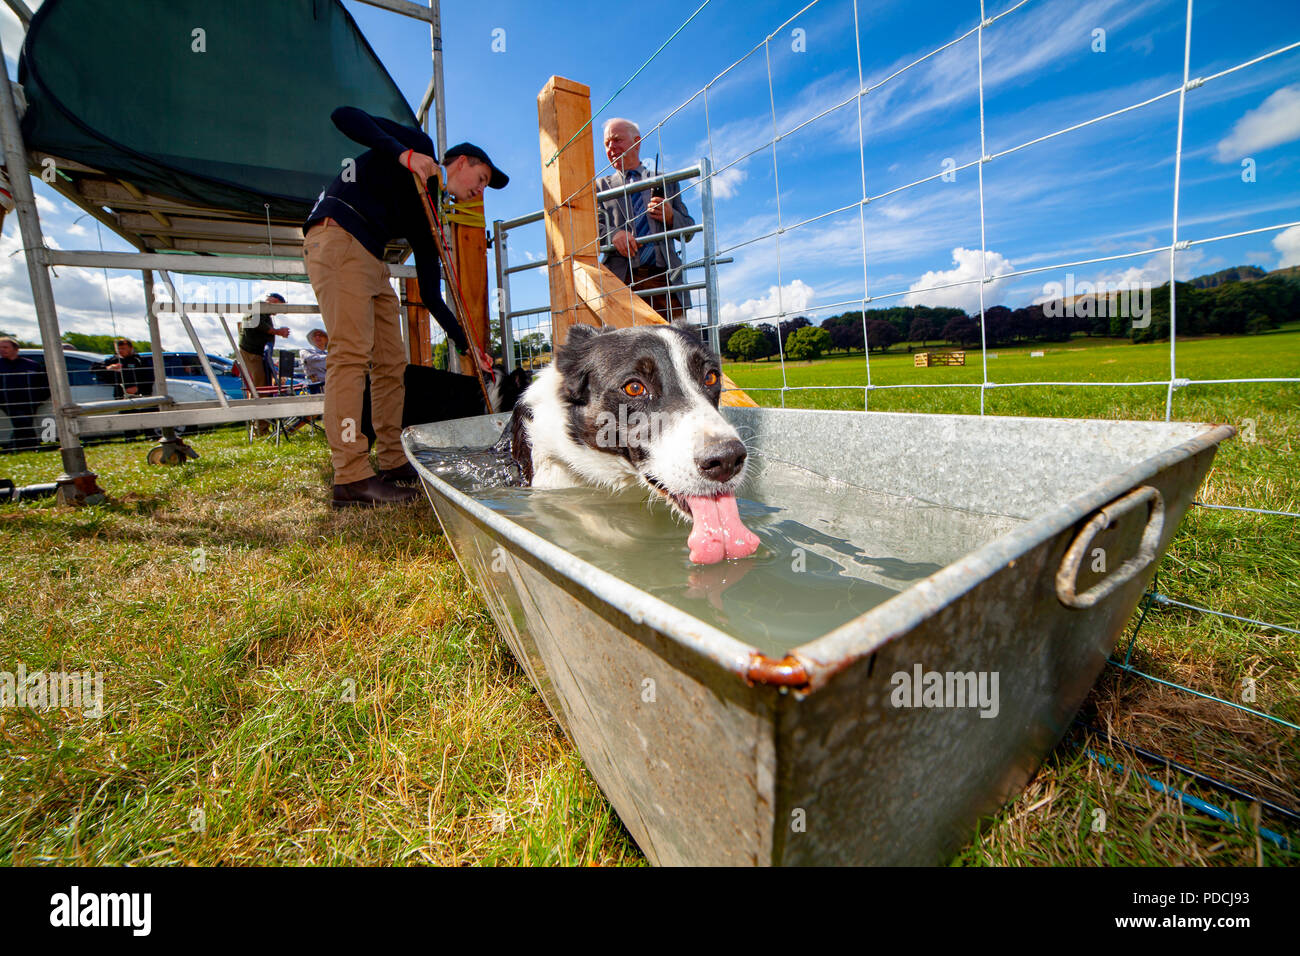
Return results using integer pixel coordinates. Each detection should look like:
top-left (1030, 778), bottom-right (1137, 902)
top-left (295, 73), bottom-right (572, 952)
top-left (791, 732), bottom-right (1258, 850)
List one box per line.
top-left (376, 462), bottom-right (419, 485)
top-left (331, 476), bottom-right (420, 509)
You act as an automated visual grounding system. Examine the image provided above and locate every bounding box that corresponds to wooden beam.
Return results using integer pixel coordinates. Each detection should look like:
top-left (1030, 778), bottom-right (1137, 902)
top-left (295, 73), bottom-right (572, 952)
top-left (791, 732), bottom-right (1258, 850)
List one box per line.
top-left (114, 213), bottom-right (303, 242)
top-left (538, 76), bottom-right (756, 408)
top-left (571, 260), bottom-right (757, 407)
top-left (537, 76), bottom-right (599, 348)
top-left (76, 180), bottom-right (267, 220)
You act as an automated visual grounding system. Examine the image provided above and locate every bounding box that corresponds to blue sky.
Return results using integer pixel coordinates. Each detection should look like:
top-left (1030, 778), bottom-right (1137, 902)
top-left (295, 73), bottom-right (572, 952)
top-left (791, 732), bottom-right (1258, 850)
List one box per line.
top-left (2, 0), bottom-right (1298, 351)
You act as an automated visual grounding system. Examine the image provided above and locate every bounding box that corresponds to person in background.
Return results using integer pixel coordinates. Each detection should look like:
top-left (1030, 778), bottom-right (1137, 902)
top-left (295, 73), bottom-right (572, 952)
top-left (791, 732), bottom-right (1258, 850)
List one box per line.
top-left (103, 338), bottom-right (153, 400)
top-left (0, 335), bottom-right (50, 450)
top-left (239, 292), bottom-right (290, 436)
top-left (101, 337), bottom-right (153, 441)
top-left (596, 118), bottom-right (696, 322)
top-left (302, 328), bottom-right (328, 394)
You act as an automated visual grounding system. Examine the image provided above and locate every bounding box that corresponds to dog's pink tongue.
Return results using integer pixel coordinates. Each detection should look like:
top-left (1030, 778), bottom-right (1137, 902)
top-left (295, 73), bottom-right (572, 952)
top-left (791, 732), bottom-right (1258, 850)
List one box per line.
top-left (685, 494), bottom-right (761, 564)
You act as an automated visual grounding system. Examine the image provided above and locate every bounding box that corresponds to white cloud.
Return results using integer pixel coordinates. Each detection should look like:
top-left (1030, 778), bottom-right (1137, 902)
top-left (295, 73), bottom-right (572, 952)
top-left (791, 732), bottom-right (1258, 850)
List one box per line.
top-left (0, 2), bottom-right (43, 69)
top-left (720, 279), bottom-right (815, 325)
top-left (902, 247), bottom-right (1013, 312)
top-left (1274, 225), bottom-right (1300, 269)
top-left (1093, 248), bottom-right (1205, 288)
top-left (1214, 84), bottom-right (1300, 162)
top-left (711, 167), bottom-right (747, 200)
top-left (34, 194), bottom-right (57, 214)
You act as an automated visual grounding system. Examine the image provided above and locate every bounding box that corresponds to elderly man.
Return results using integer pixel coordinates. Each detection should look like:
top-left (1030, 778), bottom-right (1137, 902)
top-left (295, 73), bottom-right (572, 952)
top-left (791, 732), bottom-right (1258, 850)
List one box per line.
top-left (595, 118), bottom-right (696, 322)
top-left (301, 328), bottom-right (328, 394)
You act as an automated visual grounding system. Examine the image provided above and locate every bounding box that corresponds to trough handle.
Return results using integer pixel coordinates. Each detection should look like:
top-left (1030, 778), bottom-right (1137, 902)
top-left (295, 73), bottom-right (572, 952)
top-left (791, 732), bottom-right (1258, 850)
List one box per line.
top-left (1056, 485), bottom-right (1165, 610)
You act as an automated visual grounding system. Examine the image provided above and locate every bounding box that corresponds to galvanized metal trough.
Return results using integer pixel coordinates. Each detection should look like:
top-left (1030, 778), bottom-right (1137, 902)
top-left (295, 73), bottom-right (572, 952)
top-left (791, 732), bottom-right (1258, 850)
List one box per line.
top-left (403, 409), bottom-right (1234, 865)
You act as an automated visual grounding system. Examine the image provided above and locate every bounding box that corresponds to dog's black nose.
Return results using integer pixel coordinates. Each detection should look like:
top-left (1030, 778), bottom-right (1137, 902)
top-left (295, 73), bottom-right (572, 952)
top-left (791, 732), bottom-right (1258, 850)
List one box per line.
top-left (696, 439), bottom-right (747, 483)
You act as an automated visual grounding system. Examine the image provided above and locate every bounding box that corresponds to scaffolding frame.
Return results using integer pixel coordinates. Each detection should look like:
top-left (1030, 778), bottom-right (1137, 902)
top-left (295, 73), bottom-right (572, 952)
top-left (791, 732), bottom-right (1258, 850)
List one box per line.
top-left (0, 0), bottom-right (448, 503)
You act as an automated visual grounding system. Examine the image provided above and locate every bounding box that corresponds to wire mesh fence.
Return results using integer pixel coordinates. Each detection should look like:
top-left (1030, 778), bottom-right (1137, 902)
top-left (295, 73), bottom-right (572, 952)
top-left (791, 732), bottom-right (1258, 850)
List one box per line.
top-left (515, 0), bottom-right (1299, 835)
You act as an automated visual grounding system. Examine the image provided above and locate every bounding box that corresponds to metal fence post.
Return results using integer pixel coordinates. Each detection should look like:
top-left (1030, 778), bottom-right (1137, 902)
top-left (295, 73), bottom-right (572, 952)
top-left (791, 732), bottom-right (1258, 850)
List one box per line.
top-left (0, 36), bottom-right (105, 502)
top-left (494, 219), bottom-right (516, 373)
top-left (699, 155), bottom-right (722, 355)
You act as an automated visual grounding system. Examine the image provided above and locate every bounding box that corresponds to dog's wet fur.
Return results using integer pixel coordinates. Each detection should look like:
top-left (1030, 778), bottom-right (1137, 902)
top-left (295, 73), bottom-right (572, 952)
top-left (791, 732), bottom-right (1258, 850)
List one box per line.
top-left (505, 324), bottom-right (748, 518)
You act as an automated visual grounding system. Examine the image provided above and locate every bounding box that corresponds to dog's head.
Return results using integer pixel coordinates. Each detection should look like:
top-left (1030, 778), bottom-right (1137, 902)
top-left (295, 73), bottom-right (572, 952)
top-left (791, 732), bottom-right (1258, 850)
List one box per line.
top-left (550, 324), bottom-right (759, 563)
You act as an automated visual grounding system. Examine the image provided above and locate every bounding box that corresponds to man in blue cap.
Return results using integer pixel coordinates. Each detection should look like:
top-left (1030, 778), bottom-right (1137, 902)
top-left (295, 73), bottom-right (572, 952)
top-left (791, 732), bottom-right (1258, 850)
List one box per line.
top-left (303, 106), bottom-right (508, 508)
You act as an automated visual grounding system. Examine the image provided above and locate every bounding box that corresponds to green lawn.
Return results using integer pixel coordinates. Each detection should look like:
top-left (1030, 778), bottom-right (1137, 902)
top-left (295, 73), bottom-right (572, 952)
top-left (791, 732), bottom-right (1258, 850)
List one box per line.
top-left (1, 328), bottom-right (1296, 865)
top-left (725, 328), bottom-right (1300, 418)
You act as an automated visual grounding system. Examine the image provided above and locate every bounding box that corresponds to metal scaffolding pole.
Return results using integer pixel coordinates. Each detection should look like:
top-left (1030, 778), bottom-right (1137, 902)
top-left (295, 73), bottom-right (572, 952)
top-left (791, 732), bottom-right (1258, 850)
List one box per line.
top-left (0, 33), bottom-right (104, 503)
top-left (142, 269), bottom-right (195, 460)
top-left (154, 269), bottom-right (230, 407)
top-left (1, 2), bottom-right (445, 494)
top-left (493, 219), bottom-right (516, 373)
top-left (430, 0), bottom-right (447, 159)
top-left (699, 155), bottom-right (722, 354)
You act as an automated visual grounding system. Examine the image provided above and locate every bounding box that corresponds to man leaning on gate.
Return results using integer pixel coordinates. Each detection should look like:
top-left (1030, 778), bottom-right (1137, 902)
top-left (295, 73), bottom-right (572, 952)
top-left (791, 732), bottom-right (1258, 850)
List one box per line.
top-left (595, 118), bottom-right (696, 323)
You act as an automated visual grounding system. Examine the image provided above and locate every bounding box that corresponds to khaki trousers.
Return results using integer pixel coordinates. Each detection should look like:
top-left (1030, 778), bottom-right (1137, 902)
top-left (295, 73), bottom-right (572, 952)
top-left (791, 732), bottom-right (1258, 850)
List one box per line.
top-left (303, 221), bottom-right (406, 484)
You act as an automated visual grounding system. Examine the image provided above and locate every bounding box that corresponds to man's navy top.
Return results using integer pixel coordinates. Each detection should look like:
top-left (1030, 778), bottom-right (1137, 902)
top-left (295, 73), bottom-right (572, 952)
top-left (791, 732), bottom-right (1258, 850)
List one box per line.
top-left (0, 355), bottom-right (50, 407)
top-left (109, 353), bottom-right (153, 399)
top-left (304, 106), bottom-right (469, 353)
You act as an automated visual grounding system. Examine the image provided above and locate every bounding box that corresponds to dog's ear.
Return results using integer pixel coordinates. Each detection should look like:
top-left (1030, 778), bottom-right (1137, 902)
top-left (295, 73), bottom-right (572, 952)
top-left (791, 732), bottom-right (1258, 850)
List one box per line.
top-left (555, 326), bottom-right (597, 406)
top-left (564, 323), bottom-right (601, 346)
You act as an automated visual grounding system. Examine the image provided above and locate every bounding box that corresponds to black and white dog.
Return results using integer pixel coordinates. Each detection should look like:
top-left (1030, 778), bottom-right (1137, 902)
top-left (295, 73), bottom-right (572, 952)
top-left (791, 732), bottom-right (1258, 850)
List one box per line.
top-left (508, 324), bottom-right (760, 564)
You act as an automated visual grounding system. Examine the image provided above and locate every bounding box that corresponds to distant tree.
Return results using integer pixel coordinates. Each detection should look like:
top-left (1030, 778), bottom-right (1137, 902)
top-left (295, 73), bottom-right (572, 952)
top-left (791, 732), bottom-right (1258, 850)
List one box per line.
top-left (726, 326), bottom-right (768, 362)
top-left (941, 316), bottom-right (979, 348)
top-left (779, 315), bottom-right (811, 347)
top-left (908, 317), bottom-right (937, 346)
top-left (820, 314), bottom-right (863, 352)
top-left (864, 319), bottom-right (900, 353)
top-left (755, 323), bottom-right (780, 360)
top-left (61, 332), bottom-right (150, 354)
top-left (981, 305), bottom-right (1012, 346)
top-left (718, 323), bottom-right (748, 358)
top-left (785, 326), bottom-right (832, 361)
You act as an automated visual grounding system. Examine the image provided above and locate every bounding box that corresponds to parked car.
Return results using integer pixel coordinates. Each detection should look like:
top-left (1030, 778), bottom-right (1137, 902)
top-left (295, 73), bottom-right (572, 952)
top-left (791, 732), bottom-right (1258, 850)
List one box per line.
top-left (0, 348), bottom-right (220, 446)
top-left (137, 351), bottom-right (244, 399)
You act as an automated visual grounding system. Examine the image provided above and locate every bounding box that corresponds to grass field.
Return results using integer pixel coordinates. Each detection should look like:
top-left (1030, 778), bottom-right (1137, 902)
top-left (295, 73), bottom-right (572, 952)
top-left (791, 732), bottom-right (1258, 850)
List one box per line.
top-left (1, 330), bottom-right (1296, 865)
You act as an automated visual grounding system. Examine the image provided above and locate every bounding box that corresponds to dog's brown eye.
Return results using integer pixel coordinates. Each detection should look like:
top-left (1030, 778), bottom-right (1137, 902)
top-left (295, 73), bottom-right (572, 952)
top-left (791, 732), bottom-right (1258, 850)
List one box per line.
top-left (623, 381), bottom-right (646, 397)
top-left (703, 370), bottom-right (719, 387)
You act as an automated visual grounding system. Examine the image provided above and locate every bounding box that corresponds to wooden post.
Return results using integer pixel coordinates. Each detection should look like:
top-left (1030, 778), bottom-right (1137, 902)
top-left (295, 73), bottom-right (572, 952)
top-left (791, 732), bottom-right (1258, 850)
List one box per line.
top-left (405, 277), bottom-right (433, 366)
top-left (537, 76), bottom-right (600, 348)
top-left (536, 75), bottom-right (757, 407)
top-left (452, 209), bottom-right (490, 368)
top-left (405, 169), bottom-right (491, 374)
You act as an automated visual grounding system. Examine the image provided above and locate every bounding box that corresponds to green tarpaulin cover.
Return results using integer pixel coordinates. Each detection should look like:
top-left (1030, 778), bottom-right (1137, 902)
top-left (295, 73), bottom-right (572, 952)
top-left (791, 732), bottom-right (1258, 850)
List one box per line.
top-left (19, 0), bottom-right (420, 219)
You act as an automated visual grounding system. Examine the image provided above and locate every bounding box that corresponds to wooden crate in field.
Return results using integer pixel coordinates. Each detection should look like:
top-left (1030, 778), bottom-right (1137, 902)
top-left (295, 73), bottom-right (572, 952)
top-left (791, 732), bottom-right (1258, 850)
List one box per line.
top-left (914, 350), bottom-right (966, 367)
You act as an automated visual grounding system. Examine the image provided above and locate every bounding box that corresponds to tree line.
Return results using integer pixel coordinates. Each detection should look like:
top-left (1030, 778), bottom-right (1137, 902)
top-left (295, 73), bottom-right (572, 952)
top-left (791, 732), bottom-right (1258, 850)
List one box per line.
top-left (719, 269), bottom-right (1300, 361)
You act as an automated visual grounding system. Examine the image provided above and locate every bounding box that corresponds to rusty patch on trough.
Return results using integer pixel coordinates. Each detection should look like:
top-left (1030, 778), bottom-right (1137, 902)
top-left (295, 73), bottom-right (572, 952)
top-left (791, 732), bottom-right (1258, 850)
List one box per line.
top-left (746, 653), bottom-right (809, 689)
